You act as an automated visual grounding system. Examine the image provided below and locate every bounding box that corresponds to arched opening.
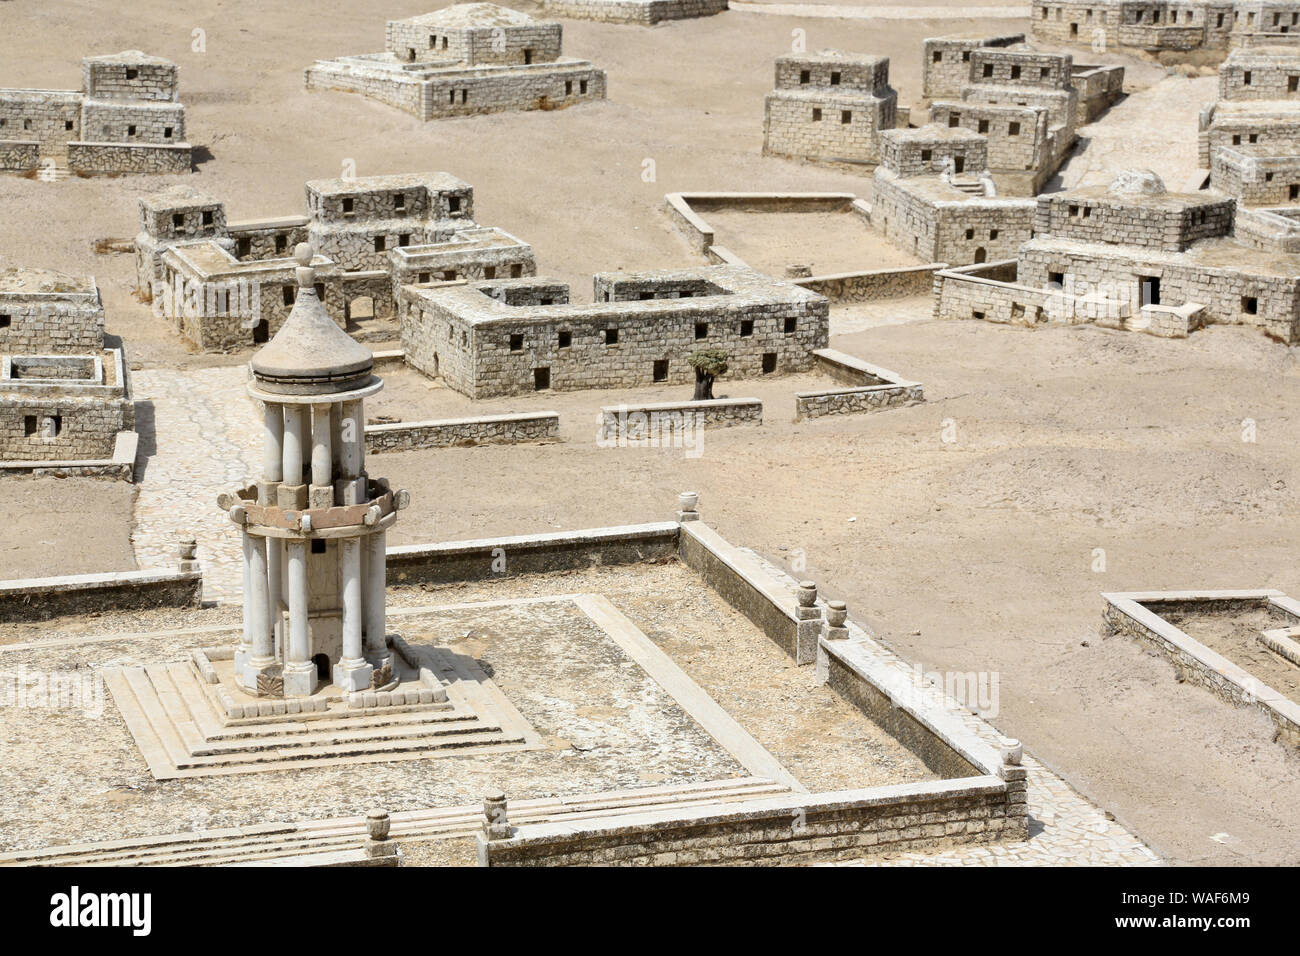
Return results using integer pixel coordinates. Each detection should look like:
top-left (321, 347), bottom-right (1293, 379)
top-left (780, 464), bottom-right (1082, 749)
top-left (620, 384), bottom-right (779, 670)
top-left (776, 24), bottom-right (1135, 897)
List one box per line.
top-left (313, 653), bottom-right (330, 681)
top-left (973, 247), bottom-right (987, 264)
top-left (344, 295), bottom-right (375, 328)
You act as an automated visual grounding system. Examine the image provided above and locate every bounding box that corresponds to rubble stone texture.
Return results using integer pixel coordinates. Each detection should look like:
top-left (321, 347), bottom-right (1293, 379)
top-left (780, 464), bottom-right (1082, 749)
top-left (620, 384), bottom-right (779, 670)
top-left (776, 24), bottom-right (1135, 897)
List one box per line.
top-left (0, 51), bottom-right (191, 174)
top-left (133, 172), bottom-right (534, 352)
top-left (0, 267), bottom-right (134, 465)
top-left (305, 4), bottom-right (607, 120)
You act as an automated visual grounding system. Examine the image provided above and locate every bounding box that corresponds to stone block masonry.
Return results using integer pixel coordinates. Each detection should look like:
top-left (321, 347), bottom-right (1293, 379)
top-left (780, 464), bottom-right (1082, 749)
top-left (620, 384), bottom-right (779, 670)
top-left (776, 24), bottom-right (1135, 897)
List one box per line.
top-left (0, 51), bottom-right (192, 174)
top-left (1102, 590), bottom-right (1300, 746)
top-left (598, 398), bottom-right (761, 441)
top-left (400, 266), bottom-right (830, 398)
top-left (305, 4), bottom-right (607, 121)
top-left (762, 52), bottom-right (898, 166)
top-left (541, 0), bottom-right (729, 24)
top-left (794, 349), bottom-right (923, 420)
top-left (365, 411), bottom-right (559, 452)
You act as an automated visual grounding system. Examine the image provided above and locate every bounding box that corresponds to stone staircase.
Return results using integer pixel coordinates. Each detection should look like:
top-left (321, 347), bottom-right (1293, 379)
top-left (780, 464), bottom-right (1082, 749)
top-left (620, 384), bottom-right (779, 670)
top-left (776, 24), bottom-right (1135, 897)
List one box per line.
top-left (103, 645), bottom-right (537, 779)
top-left (0, 777), bottom-right (790, 867)
top-left (950, 176), bottom-right (987, 196)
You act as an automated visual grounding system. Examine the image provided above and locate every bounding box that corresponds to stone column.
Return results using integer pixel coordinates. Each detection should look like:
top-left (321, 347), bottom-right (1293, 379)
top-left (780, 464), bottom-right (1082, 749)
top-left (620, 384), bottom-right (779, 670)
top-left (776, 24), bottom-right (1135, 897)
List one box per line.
top-left (364, 530), bottom-right (389, 668)
top-left (280, 405), bottom-right (305, 508)
top-left (333, 536), bottom-right (372, 691)
top-left (235, 528), bottom-right (255, 679)
top-left (338, 399), bottom-right (364, 506)
top-left (267, 538), bottom-right (283, 652)
top-left (262, 402), bottom-right (284, 487)
top-left (794, 580), bottom-right (821, 666)
top-left (246, 534), bottom-right (272, 661)
top-left (282, 540), bottom-right (315, 697)
top-left (310, 403), bottom-right (334, 509)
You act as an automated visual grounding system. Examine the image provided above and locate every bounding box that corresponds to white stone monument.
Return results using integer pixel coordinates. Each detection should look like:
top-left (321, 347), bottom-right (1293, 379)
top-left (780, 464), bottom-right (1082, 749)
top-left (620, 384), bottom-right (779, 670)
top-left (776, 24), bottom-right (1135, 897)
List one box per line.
top-left (229, 243), bottom-right (407, 698)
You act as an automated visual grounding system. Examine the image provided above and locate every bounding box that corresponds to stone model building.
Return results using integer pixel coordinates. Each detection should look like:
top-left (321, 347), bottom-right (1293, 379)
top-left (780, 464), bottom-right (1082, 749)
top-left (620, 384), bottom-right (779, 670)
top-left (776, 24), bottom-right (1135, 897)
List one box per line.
top-left (540, 0), bottom-right (728, 24)
top-left (305, 4), bottom-right (606, 120)
top-left (1201, 46), bottom-right (1300, 204)
top-left (400, 265), bottom-right (830, 398)
top-left (227, 245), bottom-right (406, 697)
top-left (870, 126), bottom-right (1039, 265)
top-left (0, 267), bottom-right (134, 468)
top-left (0, 51), bottom-right (191, 175)
top-left (933, 168), bottom-right (1300, 341)
top-left (762, 52), bottom-right (901, 166)
top-left (923, 34), bottom-right (1124, 124)
top-left (134, 172), bottom-right (535, 351)
top-left (1031, 1), bottom-right (1300, 57)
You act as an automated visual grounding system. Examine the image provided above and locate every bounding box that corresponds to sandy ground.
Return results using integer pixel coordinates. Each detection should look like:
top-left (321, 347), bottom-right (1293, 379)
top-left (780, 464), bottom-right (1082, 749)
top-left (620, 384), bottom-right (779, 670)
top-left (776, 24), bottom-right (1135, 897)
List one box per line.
top-left (0, 478), bottom-right (136, 579)
top-left (1165, 607), bottom-right (1300, 700)
top-left (702, 208), bottom-right (925, 274)
top-left (0, 0), bottom-right (1292, 866)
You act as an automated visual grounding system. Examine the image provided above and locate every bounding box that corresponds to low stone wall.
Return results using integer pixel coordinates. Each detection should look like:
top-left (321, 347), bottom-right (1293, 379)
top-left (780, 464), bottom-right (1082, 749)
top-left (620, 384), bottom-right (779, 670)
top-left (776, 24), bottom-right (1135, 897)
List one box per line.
top-left (795, 263), bottom-right (945, 303)
top-left (795, 349), bottom-right (923, 420)
top-left (386, 522), bottom-right (681, 587)
top-left (542, 0), bottom-right (727, 23)
top-left (664, 191), bottom-right (862, 261)
top-left (0, 566), bottom-right (202, 622)
top-left (677, 520), bottom-right (813, 662)
top-left (0, 140), bottom-right (38, 171)
top-left (598, 398), bottom-right (760, 441)
top-left (478, 773), bottom-right (1024, 866)
top-left (366, 412), bottom-right (559, 453)
top-left (1102, 590), bottom-right (1300, 746)
top-left (0, 430), bottom-right (138, 481)
top-left (67, 141), bottom-right (192, 175)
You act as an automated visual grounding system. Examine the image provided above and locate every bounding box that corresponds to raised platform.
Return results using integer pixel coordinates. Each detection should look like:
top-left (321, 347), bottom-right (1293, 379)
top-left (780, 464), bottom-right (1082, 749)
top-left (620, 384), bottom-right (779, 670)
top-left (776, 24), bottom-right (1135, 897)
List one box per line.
top-left (104, 637), bottom-right (539, 779)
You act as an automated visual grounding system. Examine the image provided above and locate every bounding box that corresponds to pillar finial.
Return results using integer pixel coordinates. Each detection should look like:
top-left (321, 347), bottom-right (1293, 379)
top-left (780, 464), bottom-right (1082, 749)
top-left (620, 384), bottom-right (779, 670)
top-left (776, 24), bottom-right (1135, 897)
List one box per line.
top-left (294, 242), bottom-right (314, 289)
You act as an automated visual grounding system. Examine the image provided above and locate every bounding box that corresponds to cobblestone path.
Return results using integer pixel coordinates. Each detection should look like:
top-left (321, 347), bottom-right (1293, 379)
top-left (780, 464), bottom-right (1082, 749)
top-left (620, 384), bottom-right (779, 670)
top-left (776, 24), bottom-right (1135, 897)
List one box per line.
top-left (131, 366), bottom-right (260, 605)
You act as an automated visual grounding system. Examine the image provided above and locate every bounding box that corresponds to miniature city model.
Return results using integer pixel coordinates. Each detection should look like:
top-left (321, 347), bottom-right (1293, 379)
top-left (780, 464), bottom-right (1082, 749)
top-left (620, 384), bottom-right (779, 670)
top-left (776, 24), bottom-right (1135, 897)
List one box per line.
top-left (932, 168), bottom-right (1300, 340)
top-left (305, 4), bottom-right (607, 120)
top-left (762, 52), bottom-right (901, 167)
top-left (135, 172), bottom-right (534, 351)
top-left (0, 51), bottom-right (191, 174)
top-left (0, 267), bottom-right (135, 479)
top-left (764, 36), bottom-right (1123, 199)
top-left (399, 265), bottom-right (830, 397)
top-left (1201, 46), bottom-right (1300, 205)
top-left (540, 0), bottom-right (728, 24)
top-left (1032, 1), bottom-right (1300, 58)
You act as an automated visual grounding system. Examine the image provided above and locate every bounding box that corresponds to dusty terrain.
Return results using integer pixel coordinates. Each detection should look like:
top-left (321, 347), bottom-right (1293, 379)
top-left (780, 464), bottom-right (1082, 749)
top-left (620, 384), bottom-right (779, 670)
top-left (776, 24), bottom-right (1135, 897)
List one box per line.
top-left (0, 0), bottom-right (1295, 867)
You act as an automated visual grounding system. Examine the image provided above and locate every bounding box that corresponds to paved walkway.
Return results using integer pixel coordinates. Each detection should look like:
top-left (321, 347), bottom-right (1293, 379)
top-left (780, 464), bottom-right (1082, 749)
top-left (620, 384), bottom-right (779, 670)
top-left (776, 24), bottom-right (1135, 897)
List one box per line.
top-left (131, 366), bottom-right (260, 605)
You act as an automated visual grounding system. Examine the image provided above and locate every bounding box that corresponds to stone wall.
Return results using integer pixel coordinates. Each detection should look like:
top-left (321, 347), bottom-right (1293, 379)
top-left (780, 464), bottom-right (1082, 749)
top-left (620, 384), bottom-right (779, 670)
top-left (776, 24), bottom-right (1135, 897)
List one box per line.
top-left (598, 398), bottom-right (761, 440)
top-left (540, 0), bottom-right (728, 23)
top-left (762, 90), bottom-right (895, 164)
top-left (401, 268), bottom-right (830, 399)
top-left (794, 263), bottom-right (945, 302)
top-left (1234, 204), bottom-right (1300, 250)
top-left (67, 141), bottom-right (191, 174)
top-left (1102, 592), bottom-right (1300, 746)
top-left (1034, 193), bottom-right (1235, 251)
top-left (305, 63), bottom-right (427, 118)
top-left (478, 775), bottom-right (1025, 866)
top-left (0, 393), bottom-right (133, 461)
top-left (0, 567), bottom-right (202, 623)
top-left (1071, 64), bottom-right (1126, 121)
top-left (1212, 145), bottom-right (1300, 203)
top-left (1018, 240), bottom-right (1300, 340)
top-left (794, 349), bottom-right (923, 420)
top-left (0, 295), bottom-right (104, 354)
top-left (870, 171), bottom-right (1037, 264)
top-left (0, 90), bottom-right (83, 150)
top-left (386, 522), bottom-right (681, 587)
top-left (365, 411), bottom-right (559, 452)
top-left (930, 101), bottom-right (1049, 172)
top-left (80, 100), bottom-right (184, 145)
top-left (0, 140), bottom-right (38, 170)
top-left (921, 35), bottom-right (1025, 99)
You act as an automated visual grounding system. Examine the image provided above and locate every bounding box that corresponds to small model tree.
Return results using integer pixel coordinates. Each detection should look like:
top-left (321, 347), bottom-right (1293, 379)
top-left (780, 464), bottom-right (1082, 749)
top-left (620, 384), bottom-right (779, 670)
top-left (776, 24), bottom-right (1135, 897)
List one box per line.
top-left (688, 348), bottom-right (728, 401)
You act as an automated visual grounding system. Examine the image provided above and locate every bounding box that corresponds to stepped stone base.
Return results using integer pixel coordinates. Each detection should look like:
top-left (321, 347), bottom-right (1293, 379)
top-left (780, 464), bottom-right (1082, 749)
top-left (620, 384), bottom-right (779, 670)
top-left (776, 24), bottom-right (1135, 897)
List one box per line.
top-left (104, 638), bottom-right (541, 779)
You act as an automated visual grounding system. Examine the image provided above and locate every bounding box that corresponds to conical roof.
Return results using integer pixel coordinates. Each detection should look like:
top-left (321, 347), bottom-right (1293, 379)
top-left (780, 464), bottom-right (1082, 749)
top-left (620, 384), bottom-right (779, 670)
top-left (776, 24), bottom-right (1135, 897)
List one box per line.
top-left (250, 243), bottom-right (374, 396)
